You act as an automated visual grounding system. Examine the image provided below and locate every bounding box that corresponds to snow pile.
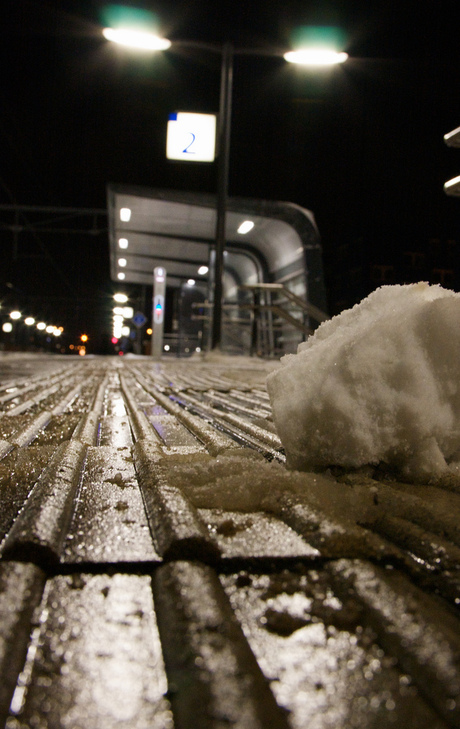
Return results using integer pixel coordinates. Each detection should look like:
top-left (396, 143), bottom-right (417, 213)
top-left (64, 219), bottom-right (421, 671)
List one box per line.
top-left (267, 283), bottom-right (460, 480)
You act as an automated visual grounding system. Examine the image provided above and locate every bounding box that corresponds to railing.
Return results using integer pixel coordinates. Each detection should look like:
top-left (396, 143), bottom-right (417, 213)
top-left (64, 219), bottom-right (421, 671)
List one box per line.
top-left (240, 283), bottom-right (329, 357)
top-left (191, 284), bottom-right (329, 357)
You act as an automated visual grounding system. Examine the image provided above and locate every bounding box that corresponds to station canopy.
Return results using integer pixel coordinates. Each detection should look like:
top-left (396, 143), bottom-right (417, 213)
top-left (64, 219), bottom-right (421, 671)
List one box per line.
top-left (107, 184), bottom-right (327, 313)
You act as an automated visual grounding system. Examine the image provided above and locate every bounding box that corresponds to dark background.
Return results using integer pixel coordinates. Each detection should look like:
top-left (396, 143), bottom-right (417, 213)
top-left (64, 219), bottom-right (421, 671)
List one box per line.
top-left (2, 0), bottom-right (460, 351)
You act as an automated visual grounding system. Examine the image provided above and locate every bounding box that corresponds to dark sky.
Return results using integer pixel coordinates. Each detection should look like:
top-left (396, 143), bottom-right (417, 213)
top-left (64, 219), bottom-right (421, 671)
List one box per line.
top-left (2, 0), bottom-right (460, 346)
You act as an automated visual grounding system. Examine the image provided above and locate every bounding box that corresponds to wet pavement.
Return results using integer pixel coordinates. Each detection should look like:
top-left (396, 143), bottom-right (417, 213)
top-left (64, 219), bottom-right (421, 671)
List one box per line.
top-left (0, 352), bottom-right (460, 728)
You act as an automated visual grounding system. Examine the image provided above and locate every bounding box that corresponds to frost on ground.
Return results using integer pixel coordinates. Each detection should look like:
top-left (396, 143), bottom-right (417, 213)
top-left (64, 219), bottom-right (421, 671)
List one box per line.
top-left (267, 283), bottom-right (460, 480)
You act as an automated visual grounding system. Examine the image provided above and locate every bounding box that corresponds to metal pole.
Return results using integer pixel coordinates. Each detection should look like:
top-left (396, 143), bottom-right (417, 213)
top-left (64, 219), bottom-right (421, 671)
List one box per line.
top-left (211, 42), bottom-right (233, 350)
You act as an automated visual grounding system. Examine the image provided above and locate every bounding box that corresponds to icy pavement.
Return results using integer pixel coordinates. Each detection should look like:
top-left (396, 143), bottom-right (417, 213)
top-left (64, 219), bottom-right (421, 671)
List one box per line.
top-left (0, 353), bottom-right (459, 728)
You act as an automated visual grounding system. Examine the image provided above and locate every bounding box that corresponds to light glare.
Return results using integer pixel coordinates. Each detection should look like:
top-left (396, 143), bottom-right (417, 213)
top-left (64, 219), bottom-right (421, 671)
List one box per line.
top-left (36, 322), bottom-right (46, 331)
top-left (2, 322), bottom-right (13, 333)
top-left (118, 272), bottom-right (126, 280)
top-left (103, 27), bottom-right (171, 52)
top-left (119, 207), bottom-right (131, 222)
top-left (198, 265), bottom-right (209, 275)
top-left (114, 293), bottom-right (128, 303)
top-left (118, 238), bottom-right (129, 249)
top-left (24, 317), bottom-right (35, 326)
top-left (284, 49), bottom-right (348, 65)
top-left (118, 258), bottom-right (127, 267)
top-left (237, 220), bottom-right (255, 235)
top-left (10, 310), bottom-right (21, 320)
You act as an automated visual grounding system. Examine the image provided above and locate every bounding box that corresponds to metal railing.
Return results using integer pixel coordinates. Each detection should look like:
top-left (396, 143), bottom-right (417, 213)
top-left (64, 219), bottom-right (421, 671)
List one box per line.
top-left (191, 284), bottom-right (329, 357)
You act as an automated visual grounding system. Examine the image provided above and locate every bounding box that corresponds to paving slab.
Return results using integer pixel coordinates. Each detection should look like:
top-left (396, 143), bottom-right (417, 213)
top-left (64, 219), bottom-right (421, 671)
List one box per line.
top-left (8, 573), bottom-right (173, 729)
top-left (0, 353), bottom-right (459, 729)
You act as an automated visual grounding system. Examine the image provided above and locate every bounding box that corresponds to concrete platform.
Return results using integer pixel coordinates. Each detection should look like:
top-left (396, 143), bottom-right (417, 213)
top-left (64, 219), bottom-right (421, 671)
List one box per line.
top-left (0, 353), bottom-right (459, 728)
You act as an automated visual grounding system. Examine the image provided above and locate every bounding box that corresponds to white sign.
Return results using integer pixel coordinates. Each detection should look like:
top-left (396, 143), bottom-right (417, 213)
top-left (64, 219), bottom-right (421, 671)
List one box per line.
top-left (166, 112), bottom-right (217, 162)
top-left (152, 266), bottom-right (166, 358)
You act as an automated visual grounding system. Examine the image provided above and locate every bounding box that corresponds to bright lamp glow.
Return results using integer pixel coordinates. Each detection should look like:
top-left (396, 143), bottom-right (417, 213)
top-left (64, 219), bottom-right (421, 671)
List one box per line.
top-left (46, 325), bottom-right (54, 334)
top-left (24, 317), bottom-right (35, 326)
top-left (187, 279), bottom-right (196, 286)
top-left (118, 238), bottom-right (129, 249)
top-left (114, 293), bottom-right (128, 303)
top-left (10, 310), bottom-right (21, 320)
top-left (237, 220), bottom-right (255, 235)
top-left (444, 175), bottom-right (460, 192)
top-left (2, 322), bottom-right (13, 333)
top-left (118, 272), bottom-right (126, 280)
top-left (36, 322), bottom-right (46, 331)
top-left (118, 258), bottom-right (127, 267)
top-left (119, 207), bottom-right (131, 222)
top-left (284, 49), bottom-right (348, 65)
top-left (103, 27), bottom-right (171, 51)
top-left (198, 265), bottom-right (209, 275)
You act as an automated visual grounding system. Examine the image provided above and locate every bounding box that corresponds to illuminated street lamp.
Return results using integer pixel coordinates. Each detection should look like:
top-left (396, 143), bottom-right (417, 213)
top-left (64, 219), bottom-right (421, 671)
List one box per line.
top-left (103, 22), bottom-right (348, 349)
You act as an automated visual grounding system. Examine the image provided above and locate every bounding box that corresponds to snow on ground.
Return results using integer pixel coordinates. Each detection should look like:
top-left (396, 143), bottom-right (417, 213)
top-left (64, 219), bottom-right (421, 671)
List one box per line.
top-left (267, 283), bottom-right (460, 480)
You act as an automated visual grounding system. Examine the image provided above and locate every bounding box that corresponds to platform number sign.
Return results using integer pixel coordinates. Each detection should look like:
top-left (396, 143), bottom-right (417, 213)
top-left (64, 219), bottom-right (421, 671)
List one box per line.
top-left (166, 112), bottom-right (217, 162)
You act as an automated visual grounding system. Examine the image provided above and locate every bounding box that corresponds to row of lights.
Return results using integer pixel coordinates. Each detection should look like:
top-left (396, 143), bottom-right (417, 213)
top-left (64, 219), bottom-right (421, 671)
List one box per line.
top-left (112, 293), bottom-right (131, 339)
top-left (102, 27), bottom-right (348, 66)
top-left (1, 310), bottom-right (64, 337)
top-left (115, 207), bottom-right (255, 281)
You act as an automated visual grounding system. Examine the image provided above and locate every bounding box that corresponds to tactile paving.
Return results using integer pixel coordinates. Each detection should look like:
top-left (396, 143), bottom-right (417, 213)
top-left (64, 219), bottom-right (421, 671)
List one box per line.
top-left (0, 353), bottom-right (459, 728)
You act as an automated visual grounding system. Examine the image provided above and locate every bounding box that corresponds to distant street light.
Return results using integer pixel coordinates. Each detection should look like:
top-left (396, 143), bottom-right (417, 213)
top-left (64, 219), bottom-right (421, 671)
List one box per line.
top-left (9, 310), bottom-right (21, 320)
top-left (103, 23), bottom-right (348, 350)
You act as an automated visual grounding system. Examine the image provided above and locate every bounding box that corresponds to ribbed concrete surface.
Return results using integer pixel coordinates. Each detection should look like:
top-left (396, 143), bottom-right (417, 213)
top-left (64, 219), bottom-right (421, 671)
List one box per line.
top-left (0, 353), bottom-right (459, 728)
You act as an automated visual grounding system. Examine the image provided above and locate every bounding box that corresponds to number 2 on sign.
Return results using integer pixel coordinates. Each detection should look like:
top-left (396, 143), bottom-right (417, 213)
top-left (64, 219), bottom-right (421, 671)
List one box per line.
top-left (183, 132), bottom-right (196, 154)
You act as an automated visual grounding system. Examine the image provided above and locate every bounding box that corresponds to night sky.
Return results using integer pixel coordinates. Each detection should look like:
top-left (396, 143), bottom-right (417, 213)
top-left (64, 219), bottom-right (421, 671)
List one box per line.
top-left (2, 0), bottom-right (460, 349)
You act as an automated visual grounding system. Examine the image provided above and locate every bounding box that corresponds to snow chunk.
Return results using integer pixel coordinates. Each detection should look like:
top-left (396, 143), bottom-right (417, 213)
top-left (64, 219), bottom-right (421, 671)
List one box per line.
top-left (266, 283), bottom-right (460, 479)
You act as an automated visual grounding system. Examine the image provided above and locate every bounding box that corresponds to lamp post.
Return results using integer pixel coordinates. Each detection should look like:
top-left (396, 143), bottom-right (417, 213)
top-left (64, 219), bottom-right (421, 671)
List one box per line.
top-left (103, 26), bottom-right (348, 350)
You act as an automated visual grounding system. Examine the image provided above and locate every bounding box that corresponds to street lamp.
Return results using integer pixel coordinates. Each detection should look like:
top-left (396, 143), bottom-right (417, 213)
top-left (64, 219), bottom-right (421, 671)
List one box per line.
top-left (103, 24), bottom-right (348, 350)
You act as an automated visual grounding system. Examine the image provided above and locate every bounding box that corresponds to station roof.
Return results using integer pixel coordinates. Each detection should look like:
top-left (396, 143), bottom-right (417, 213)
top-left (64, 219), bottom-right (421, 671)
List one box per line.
top-left (107, 185), bottom-right (320, 290)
